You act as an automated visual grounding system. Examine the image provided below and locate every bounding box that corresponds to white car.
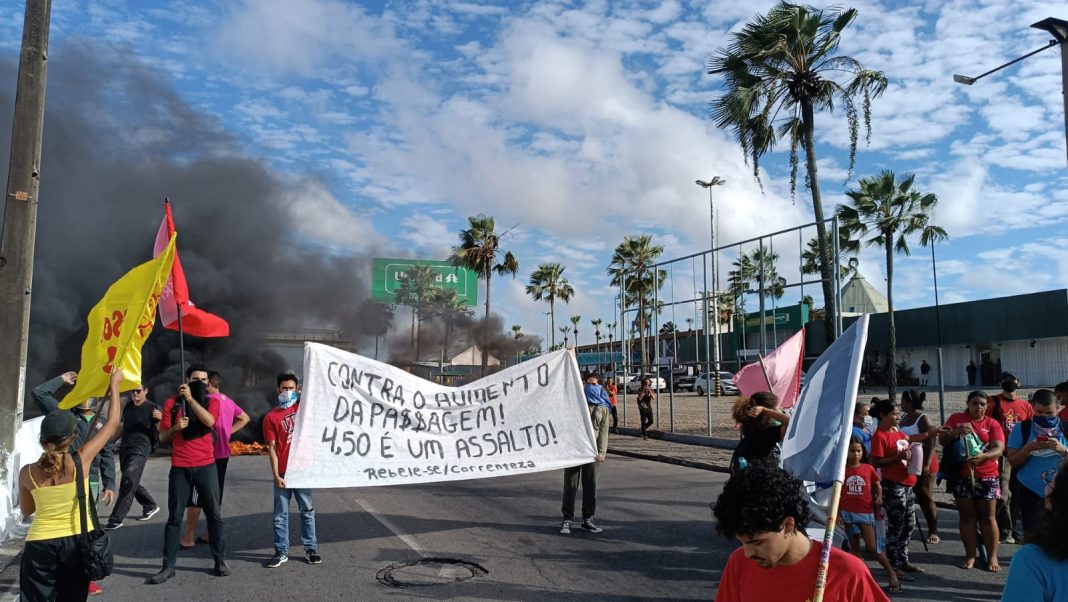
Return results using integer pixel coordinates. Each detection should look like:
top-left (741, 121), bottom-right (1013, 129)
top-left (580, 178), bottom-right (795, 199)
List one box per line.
top-left (624, 375), bottom-right (667, 393)
top-left (603, 370), bottom-right (635, 386)
top-left (694, 372), bottom-right (739, 396)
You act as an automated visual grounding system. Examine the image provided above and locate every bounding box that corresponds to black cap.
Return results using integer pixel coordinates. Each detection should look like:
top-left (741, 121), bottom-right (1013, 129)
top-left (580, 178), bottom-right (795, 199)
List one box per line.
top-left (40, 411), bottom-right (77, 441)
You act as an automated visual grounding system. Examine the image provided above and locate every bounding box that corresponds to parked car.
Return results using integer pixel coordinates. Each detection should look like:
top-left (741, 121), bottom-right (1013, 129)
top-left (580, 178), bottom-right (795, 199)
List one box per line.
top-left (657, 367), bottom-right (696, 392)
top-left (625, 374), bottom-right (667, 393)
top-left (694, 371), bottom-right (739, 396)
top-left (604, 370), bottom-right (635, 386)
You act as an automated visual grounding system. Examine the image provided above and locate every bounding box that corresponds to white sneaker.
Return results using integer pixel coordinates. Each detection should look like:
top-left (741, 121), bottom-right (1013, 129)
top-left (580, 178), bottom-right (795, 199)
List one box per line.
top-left (559, 520), bottom-right (571, 535)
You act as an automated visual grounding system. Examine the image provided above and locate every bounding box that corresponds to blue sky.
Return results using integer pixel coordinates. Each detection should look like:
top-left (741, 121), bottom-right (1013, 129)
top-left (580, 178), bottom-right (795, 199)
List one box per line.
top-left (2, 0), bottom-right (1067, 350)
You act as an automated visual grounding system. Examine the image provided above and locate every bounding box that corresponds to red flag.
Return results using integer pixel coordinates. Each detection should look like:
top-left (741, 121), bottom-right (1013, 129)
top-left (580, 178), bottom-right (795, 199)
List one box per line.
top-left (153, 200), bottom-right (229, 337)
top-left (735, 327), bottom-right (805, 408)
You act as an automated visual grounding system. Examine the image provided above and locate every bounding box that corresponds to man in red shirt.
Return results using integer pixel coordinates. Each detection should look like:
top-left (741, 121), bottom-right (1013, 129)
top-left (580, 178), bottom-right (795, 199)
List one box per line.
top-left (985, 372), bottom-right (1032, 543)
top-left (1054, 382), bottom-right (1068, 420)
top-left (148, 364), bottom-right (229, 584)
top-left (263, 372), bottom-right (320, 569)
top-left (712, 466), bottom-right (889, 602)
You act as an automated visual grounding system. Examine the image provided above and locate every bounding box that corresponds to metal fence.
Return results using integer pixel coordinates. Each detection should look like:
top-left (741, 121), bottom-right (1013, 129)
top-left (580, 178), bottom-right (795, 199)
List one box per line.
top-left (614, 218), bottom-right (842, 437)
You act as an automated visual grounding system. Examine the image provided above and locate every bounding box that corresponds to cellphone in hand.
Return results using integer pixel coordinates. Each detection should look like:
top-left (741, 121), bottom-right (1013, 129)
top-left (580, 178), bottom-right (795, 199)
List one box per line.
top-left (1036, 435), bottom-right (1051, 442)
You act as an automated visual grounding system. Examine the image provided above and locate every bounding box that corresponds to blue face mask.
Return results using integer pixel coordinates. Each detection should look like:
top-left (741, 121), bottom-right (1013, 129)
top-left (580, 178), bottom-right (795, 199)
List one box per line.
top-left (1034, 415), bottom-right (1059, 430)
top-left (277, 390), bottom-right (299, 409)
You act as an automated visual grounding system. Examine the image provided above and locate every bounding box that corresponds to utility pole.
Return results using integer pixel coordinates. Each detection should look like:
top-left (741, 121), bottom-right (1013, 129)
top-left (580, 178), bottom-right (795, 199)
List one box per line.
top-left (0, 0), bottom-right (53, 458)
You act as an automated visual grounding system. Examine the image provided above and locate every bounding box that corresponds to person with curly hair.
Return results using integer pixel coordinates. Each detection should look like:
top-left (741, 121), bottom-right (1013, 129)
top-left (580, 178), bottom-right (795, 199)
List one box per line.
top-left (712, 465), bottom-right (889, 602)
top-left (729, 392), bottom-right (789, 474)
top-left (1000, 460), bottom-right (1068, 601)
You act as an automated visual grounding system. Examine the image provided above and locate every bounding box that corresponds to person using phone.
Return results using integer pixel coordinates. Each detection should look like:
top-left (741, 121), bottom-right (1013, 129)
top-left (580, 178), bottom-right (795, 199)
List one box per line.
top-left (1006, 389), bottom-right (1068, 541)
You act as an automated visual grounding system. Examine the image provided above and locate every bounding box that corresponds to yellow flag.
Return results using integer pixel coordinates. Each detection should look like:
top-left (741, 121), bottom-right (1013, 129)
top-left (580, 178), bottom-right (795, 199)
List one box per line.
top-left (60, 234), bottom-right (177, 408)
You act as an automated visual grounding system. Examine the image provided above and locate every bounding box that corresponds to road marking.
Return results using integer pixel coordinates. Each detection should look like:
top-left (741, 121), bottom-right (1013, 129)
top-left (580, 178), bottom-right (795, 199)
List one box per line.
top-left (353, 497), bottom-right (425, 556)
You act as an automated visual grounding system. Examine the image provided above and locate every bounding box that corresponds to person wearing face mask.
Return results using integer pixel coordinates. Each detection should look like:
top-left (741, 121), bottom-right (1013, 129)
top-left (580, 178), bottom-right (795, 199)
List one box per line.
top-left (986, 372), bottom-right (1033, 544)
top-left (263, 372), bottom-right (321, 569)
top-left (1006, 389), bottom-right (1068, 541)
top-left (712, 465), bottom-right (889, 602)
top-left (149, 364), bottom-right (228, 584)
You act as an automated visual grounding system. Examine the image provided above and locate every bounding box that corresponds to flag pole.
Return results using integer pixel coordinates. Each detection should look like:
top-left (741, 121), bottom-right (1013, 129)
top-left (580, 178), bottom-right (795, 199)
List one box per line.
top-left (757, 353), bottom-right (774, 393)
top-left (176, 300), bottom-right (186, 414)
top-left (812, 480), bottom-right (844, 602)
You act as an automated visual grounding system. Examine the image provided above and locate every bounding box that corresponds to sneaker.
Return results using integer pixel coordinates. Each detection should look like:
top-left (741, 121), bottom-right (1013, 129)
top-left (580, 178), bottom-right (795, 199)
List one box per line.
top-left (581, 519), bottom-right (603, 534)
top-left (265, 552), bottom-right (288, 568)
top-left (88, 581), bottom-right (102, 596)
top-left (1000, 533), bottom-right (1016, 545)
top-left (146, 567), bottom-right (175, 585)
top-left (137, 506), bottom-right (161, 521)
top-left (214, 561), bottom-right (232, 577)
top-left (305, 550), bottom-right (322, 565)
top-left (103, 520), bottom-right (123, 531)
top-left (559, 519), bottom-right (571, 535)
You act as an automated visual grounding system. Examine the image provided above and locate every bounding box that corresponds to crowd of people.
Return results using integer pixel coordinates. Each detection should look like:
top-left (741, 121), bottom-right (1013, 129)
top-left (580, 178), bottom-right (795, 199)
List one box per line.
top-left (19, 365), bottom-right (316, 599)
top-left (713, 371), bottom-right (1068, 601)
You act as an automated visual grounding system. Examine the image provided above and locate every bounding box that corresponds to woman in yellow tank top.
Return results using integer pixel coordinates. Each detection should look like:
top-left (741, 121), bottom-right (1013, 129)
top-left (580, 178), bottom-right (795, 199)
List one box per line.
top-left (18, 368), bottom-right (124, 601)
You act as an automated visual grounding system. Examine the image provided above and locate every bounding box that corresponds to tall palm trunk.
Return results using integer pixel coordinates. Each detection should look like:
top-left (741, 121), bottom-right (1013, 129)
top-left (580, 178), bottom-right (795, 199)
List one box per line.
top-left (802, 102), bottom-right (838, 345)
top-left (885, 235), bottom-right (897, 401)
top-left (415, 305), bottom-right (422, 361)
top-left (550, 298), bottom-right (556, 346)
top-left (481, 271), bottom-right (491, 377)
top-left (410, 308), bottom-right (416, 351)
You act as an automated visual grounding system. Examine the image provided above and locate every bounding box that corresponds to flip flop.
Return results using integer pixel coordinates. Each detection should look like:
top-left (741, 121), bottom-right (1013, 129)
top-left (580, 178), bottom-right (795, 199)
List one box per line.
top-left (887, 584), bottom-right (903, 595)
top-left (958, 558), bottom-right (975, 570)
top-left (926, 534), bottom-right (941, 544)
top-left (179, 543), bottom-right (195, 550)
top-left (195, 535), bottom-right (211, 545)
top-left (899, 564), bottom-right (925, 573)
top-left (895, 573), bottom-right (915, 582)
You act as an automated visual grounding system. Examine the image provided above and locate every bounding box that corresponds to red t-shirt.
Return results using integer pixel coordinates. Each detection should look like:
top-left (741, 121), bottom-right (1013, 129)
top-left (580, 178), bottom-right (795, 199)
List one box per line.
top-left (985, 394), bottom-right (1033, 435)
top-left (944, 413), bottom-right (1004, 479)
top-left (716, 539), bottom-right (889, 602)
top-left (870, 428), bottom-right (916, 487)
top-left (263, 404), bottom-right (299, 476)
top-left (1060, 406), bottom-right (1068, 421)
top-left (841, 463), bottom-right (879, 514)
top-left (160, 396), bottom-right (219, 468)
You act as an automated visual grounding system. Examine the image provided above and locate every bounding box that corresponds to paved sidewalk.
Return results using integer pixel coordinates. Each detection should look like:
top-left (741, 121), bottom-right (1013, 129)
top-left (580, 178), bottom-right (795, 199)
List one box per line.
top-left (607, 428), bottom-right (734, 472)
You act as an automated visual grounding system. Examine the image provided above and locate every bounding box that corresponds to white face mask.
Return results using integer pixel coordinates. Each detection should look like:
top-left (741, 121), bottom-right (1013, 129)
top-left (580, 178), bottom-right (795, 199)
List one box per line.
top-left (863, 415), bottom-right (875, 430)
top-left (277, 390), bottom-right (299, 408)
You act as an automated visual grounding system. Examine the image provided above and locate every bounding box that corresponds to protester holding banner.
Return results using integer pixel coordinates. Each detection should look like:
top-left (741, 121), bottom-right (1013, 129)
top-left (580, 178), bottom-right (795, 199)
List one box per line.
top-left (898, 390), bottom-right (941, 545)
top-left (729, 392), bottom-right (788, 474)
top-left (1000, 459), bottom-right (1068, 602)
top-left (149, 369), bottom-right (228, 584)
top-left (560, 372), bottom-right (610, 535)
top-left (19, 369), bottom-right (125, 601)
top-left (940, 391), bottom-right (1005, 572)
top-left (869, 399), bottom-right (925, 579)
top-left (264, 372), bottom-right (321, 568)
top-left (713, 465), bottom-right (889, 602)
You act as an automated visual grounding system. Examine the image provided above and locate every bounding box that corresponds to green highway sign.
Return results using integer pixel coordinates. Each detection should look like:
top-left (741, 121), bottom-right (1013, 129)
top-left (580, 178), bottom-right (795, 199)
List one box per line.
top-left (371, 257), bottom-right (478, 306)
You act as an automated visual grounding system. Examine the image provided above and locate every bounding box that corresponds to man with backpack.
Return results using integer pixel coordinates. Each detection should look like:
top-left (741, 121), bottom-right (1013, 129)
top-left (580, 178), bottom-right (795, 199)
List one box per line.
top-left (1006, 389), bottom-right (1068, 540)
top-left (985, 372), bottom-right (1033, 543)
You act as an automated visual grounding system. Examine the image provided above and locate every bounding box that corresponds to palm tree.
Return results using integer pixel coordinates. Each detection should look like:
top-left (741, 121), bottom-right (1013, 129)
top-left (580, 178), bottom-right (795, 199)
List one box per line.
top-left (591, 318), bottom-right (603, 355)
top-left (560, 325), bottom-right (571, 346)
top-left (728, 248), bottom-right (787, 307)
top-left (393, 263), bottom-right (438, 360)
top-left (511, 324), bottom-right (523, 363)
top-left (450, 214), bottom-right (519, 377)
top-left (685, 317), bottom-right (694, 332)
top-left (837, 170), bottom-right (947, 400)
top-left (526, 262), bottom-right (574, 347)
top-left (570, 315), bottom-right (581, 348)
top-left (607, 234), bottom-right (666, 370)
top-left (428, 288), bottom-right (472, 368)
top-left (354, 299), bottom-right (394, 360)
top-left (801, 234), bottom-right (860, 280)
top-left (708, 2), bottom-right (887, 345)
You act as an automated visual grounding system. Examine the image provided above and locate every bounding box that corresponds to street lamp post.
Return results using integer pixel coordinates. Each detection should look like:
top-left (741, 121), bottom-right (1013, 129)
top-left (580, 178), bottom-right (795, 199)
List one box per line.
top-left (953, 18), bottom-right (1068, 167)
top-left (544, 311), bottom-right (551, 350)
top-left (696, 177), bottom-right (726, 394)
top-left (932, 242), bottom-right (946, 423)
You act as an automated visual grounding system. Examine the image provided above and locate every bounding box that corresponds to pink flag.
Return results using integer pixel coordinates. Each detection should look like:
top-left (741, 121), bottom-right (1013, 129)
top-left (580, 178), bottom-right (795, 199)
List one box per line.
top-left (734, 327), bottom-right (805, 408)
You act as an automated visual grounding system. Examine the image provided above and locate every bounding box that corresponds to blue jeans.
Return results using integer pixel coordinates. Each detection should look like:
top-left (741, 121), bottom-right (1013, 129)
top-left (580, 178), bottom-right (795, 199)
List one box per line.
top-left (273, 484), bottom-right (316, 554)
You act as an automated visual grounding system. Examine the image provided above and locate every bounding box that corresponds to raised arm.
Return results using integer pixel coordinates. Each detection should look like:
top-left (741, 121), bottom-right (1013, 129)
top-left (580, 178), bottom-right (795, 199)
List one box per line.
top-left (78, 370), bottom-right (125, 473)
top-left (31, 372), bottom-right (76, 414)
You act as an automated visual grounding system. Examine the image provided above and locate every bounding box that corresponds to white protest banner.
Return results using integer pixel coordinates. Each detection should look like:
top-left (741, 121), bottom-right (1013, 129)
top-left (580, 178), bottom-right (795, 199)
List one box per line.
top-left (284, 343), bottom-right (599, 488)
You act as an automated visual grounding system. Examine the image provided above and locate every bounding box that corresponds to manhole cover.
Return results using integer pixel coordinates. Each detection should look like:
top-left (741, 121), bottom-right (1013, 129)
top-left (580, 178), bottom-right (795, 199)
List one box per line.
top-left (376, 558), bottom-right (488, 588)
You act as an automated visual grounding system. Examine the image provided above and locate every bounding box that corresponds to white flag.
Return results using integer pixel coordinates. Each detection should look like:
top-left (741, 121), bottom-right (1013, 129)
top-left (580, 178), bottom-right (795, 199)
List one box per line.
top-left (782, 315), bottom-right (869, 484)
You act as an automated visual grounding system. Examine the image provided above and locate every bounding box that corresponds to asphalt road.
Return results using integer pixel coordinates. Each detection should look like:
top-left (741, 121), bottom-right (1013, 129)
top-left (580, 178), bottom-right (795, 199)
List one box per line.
top-left (0, 452), bottom-right (1013, 601)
